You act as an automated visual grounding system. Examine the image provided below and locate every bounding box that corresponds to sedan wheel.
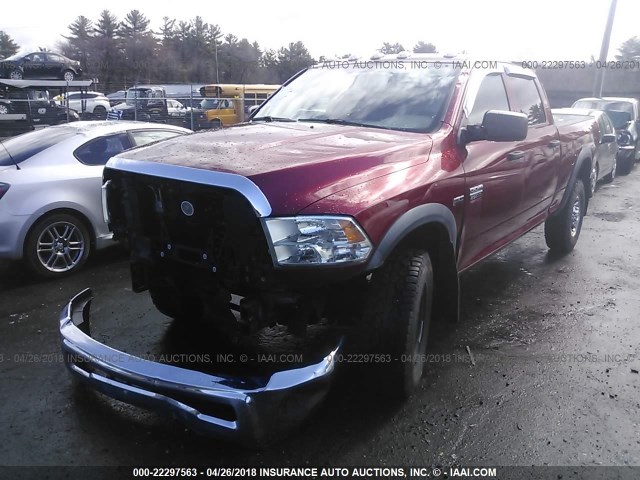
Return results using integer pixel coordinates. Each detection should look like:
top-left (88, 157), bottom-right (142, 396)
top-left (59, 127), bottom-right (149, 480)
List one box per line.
top-left (9, 69), bottom-right (23, 80)
top-left (25, 213), bottom-right (91, 277)
top-left (63, 70), bottom-right (75, 82)
top-left (0, 104), bottom-right (8, 114)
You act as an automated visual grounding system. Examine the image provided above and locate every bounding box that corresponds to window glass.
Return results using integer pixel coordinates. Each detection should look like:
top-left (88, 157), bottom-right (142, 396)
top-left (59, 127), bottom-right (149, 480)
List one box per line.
top-left (46, 53), bottom-right (63, 62)
top-left (129, 129), bottom-right (183, 147)
top-left (0, 127), bottom-right (77, 166)
top-left (257, 65), bottom-right (459, 133)
top-left (507, 76), bottom-right (546, 125)
top-left (74, 133), bottom-right (132, 166)
top-left (27, 53), bottom-right (44, 62)
top-left (467, 74), bottom-right (509, 125)
top-left (602, 115), bottom-right (614, 135)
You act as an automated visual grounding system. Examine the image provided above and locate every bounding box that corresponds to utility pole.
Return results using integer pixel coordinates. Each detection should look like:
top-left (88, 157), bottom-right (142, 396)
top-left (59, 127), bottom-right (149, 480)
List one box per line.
top-left (592, 0), bottom-right (618, 97)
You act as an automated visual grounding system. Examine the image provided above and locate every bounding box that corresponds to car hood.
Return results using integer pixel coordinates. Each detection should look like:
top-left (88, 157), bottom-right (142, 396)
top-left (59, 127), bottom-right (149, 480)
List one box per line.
top-left (111, 122), bottom-right (433, 214)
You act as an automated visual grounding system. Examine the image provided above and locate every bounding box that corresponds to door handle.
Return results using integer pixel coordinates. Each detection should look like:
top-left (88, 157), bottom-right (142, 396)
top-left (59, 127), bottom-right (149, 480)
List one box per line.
top-left (508, 151), bottom-right (525, 161)
top-left (548, 140), bottom-right (561, 148)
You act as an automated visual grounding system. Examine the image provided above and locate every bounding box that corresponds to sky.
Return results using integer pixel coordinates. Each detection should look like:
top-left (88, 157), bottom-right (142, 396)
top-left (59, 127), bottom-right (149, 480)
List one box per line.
top-left (1, 0), bottom-right (638, 61)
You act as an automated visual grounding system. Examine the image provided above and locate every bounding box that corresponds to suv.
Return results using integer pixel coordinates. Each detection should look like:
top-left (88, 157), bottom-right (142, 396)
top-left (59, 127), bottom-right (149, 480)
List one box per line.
top-left (54, 91), bottom-right (110, 118)
top-left (0, 88), bottom-right (79, 133)
top-left (61, 56), bottom-right (596, 444)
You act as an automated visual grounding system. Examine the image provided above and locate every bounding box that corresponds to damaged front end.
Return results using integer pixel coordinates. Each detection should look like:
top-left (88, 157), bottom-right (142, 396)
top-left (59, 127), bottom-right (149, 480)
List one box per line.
top-left (59, 289), bottom-right (342, 446)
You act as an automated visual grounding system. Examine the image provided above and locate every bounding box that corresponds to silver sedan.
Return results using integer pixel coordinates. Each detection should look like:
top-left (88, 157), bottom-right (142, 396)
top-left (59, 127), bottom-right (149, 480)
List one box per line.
top-left (0, 121), bottom-right (191, 277)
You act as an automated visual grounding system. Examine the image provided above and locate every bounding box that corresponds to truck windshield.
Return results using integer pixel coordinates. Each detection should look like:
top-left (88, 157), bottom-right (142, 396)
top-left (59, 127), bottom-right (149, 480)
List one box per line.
top-left (199, 98), bottom-right (221, 109)
top-left (126, 89), bottom-right (152, 106)
top-left (0, 127), bottom-right (76, 166)
top-left (255, 63), bottom-right (459, 133)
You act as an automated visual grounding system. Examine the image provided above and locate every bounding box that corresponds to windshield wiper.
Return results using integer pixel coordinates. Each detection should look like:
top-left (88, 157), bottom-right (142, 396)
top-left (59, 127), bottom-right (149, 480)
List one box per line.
top-left (251, 116), bottom-right (296, 122)
top-left (298, 118), bottom-right (384, 129)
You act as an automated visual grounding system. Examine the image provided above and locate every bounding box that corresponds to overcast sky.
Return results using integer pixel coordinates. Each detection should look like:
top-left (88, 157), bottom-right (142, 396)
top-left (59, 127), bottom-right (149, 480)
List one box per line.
top-left (2, 0), bottom-right (638, 60)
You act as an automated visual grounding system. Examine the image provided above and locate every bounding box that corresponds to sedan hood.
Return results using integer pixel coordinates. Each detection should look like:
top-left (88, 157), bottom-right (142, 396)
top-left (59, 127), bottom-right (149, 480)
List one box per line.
top-left (113, 122), bottom-right (433, 214)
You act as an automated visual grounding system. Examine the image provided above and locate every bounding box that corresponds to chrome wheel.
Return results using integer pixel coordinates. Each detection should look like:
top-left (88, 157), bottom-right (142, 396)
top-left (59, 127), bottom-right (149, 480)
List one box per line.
top-left (36, 221), bottom-right (86, 273)
top-left (9, 70), bottom-right (23, 80)
top-left (0, 104), bottom-right (8, 114)
top-left (570, 196), bottom-right (582, 238)
top-left (63, 70), bottom-right (75, 82)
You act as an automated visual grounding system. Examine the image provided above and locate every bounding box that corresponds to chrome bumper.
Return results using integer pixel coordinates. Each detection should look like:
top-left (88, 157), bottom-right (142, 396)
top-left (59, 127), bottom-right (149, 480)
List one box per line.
top-left (59, 289), bottom-right (341, 446)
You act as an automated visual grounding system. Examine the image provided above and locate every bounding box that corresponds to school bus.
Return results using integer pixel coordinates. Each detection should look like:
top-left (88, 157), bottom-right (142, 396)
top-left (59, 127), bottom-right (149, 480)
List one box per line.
top-left (190, 84), bottom-right (280, 130)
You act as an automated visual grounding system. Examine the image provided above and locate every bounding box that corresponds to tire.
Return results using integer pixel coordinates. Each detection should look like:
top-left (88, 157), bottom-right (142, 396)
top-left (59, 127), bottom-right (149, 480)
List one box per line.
top-left (9, 69), bottom-right (23, 80)
top-left (364, 248), bottom-right (434, 398)
top-left (148, 282), bottom-right (203, 323)
top-left (603, 156), bottom-right (616, 183)
top-left (589, 163), bottom-right (599, 196)
top-left (62, 70), bottom-right (75, 82)
top-left (24, 213), bottom-right (91, 278)
top-left (0, 104), bottom-right (8, 114)
top-left (212, 119), bottom-right (222, 130)
top-left (618, 153), bottom-right (633, 175)
top-left (544, 179), bottom-right (586, 254)
top-left (93, 105), bottom-right (107, 118)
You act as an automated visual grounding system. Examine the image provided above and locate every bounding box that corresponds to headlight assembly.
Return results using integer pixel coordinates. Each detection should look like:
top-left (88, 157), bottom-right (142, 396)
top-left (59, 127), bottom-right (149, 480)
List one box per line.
top-left (264, 216), bottom-right (372, 266)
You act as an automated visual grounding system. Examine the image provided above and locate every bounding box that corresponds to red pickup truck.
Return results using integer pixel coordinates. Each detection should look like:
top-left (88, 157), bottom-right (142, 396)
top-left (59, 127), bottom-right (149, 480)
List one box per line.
top-left (60, 55), bottom-right (596, 444)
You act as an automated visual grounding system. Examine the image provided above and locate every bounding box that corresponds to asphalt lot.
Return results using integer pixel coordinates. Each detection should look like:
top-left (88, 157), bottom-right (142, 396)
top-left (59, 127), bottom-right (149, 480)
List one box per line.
top-left (1, 167), bottom-right (639, 471)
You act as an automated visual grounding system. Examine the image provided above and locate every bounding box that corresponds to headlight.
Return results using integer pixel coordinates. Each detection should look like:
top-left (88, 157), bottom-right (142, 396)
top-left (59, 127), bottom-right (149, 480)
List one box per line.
top-left (264, 216), bottom-right (372, 265)
top-left (617, 131), bottom-right (632, 146)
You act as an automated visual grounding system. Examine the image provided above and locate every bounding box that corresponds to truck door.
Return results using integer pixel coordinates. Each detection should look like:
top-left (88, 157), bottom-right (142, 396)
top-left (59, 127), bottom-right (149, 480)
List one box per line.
top-left (504, 74), bottom-right (560, 221)
top-left (458, 72), bottom-right (529, 270)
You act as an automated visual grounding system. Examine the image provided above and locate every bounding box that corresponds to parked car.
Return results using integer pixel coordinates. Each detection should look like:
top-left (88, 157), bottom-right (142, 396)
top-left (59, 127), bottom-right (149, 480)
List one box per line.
top-left (0, 121), bottom-right (191, 277)
top-left (65, 56), bottom-right (596, 445)
top-left (572, 97), bottom-right (640, 174)
top-left (0, 51), bottom-right (82, 81)
top-left (0, 87), bottom-right (79, 134)
top-left (166, 99), bottom-right (190, 118)
top-left (106, 90), bottom-right (126, 106)
top-left (553, 108), bottom-right (618, 191)
top-left (54, 91), bottom-right (111, 118)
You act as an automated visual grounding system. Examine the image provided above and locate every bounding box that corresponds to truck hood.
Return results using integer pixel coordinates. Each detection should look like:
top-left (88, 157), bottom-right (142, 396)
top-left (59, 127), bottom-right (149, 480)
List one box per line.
top-left (114, 122), bottom-right (433, 214)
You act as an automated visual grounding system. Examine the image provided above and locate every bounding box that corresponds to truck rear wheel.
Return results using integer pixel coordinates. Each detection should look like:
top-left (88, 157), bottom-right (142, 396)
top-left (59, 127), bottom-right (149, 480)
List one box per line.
top-left (544, 178), bottom-right (586, 254)
top-left (365, 248), bottom-right (434, 398)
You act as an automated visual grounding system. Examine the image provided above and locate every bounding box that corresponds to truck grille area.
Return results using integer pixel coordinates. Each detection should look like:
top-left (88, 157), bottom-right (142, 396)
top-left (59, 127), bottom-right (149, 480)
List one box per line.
top-left (104, 169), bottom-right (274, 293)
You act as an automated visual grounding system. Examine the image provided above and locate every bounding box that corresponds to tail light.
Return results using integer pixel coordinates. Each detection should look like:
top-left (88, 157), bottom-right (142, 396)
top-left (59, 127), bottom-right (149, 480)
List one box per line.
top-left (0, 183), bottom-right (10, 201)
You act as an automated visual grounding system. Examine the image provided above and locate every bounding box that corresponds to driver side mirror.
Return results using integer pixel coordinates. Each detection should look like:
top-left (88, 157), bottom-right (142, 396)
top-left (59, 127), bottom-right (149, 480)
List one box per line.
top-left (464, 110), bottom-right (528, 144)
top-left (601, 133), bottom-right (616, 144)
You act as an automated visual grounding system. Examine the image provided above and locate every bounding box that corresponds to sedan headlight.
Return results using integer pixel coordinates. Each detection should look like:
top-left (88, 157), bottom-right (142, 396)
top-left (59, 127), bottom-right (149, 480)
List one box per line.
top-left (264, 216), bottom-right (372, 265)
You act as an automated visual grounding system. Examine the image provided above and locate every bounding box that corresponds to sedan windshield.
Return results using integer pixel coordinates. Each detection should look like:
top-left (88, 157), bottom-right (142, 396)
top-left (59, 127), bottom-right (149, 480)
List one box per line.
top-left (255, 63), bottom-right (459, 133)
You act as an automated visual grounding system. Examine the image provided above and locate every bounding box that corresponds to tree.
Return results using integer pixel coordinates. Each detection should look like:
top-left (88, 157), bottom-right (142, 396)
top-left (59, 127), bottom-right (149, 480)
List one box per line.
top-left (93, 10), bottom-right (121, 90)
top-left (63, 16), bottom-right (94, 72)
top-left (413, 41), bottom-right (437, 53)
top-left (275, 41), bottom-right (314, 82)
top-left (616, 36), bottom-right (640, 60)
top-left (378, 42), bottom-right (405, 54)
top-left (119, 10), bottom-right (156, 83)
top-left (0, 31), bottom-right (19, 58)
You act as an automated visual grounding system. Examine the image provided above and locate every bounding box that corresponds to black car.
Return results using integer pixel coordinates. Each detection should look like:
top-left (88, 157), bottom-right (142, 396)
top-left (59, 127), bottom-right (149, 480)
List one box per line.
top-left (0, 87), bottom-right (79, 134)
top-left (0, 52), bottom-right (82, 82)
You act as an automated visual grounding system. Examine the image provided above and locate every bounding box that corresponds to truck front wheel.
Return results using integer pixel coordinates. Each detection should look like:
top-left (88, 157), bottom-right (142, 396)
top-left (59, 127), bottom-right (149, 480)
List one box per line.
top-left (365, 248), bottom-right (434, 398)
top-left (148, 282), bottom-right (204, 323)
top-left (544, 178), bottom-right (586, 254)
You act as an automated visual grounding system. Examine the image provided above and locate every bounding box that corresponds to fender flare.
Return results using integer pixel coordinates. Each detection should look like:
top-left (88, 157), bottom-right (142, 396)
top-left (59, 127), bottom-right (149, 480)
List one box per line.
top-left (554, 148), bottom-right (593, 214)
top-left (367, 203), bottom-right (457, 270)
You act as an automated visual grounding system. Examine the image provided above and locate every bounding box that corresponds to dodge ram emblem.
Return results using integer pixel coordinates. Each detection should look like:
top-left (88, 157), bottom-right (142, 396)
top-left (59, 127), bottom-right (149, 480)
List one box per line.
top-left (180, 201), bottom-right (194, 216)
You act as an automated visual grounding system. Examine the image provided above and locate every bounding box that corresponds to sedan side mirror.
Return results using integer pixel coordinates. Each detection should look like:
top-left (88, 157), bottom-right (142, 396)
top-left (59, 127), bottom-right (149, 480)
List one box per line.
top-left (464, 110), bottom-right (528, 144)
top-left (601, 133), bottom-right (616, 144)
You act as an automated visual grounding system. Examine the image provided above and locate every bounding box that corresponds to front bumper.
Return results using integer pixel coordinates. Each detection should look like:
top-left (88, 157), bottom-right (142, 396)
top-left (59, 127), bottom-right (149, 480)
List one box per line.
top-left (59, 289), bottom-right (341, 446)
